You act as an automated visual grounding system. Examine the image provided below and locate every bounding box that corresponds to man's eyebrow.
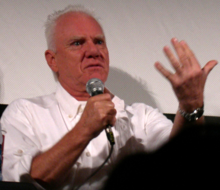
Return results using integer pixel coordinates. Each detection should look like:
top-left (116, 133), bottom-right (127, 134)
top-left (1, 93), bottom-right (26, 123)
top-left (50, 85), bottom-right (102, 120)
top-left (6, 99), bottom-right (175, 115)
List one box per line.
top-left (68, 36), bottom-right (85, 41)
top-left (95, 35), bottom-right (105, 39)
top-left (66, 35), bottom-right (105, 44)
top-left (65, 36), bottom-right (85, 45)
top-left (69, 35), bottom-right (105, 39)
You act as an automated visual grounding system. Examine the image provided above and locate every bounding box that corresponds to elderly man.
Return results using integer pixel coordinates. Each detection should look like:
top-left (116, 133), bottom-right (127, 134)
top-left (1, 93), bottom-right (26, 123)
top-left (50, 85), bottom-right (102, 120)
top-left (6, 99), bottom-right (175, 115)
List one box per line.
top-left (1, 5), bottom-right (217, 190)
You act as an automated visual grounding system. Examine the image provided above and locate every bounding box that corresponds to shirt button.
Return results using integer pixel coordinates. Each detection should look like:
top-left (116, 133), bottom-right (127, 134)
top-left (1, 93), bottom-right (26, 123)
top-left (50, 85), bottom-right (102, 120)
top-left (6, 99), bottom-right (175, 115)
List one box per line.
top-left (76, 162), bottom-right (81, 167)
top-left (68, 114), bottom-right (73, 118)
top-left (86, 152), bottom-right (91, 157)
top-left (18, 149), bottom-right (23, 153)
top-left (17, 149), bottom-right (23, 155)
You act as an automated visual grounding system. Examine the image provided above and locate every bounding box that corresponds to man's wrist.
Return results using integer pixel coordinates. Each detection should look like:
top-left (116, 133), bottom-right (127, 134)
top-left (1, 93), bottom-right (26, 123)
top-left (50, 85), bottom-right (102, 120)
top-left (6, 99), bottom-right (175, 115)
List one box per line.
top-left (178, 103), bottom-right (204, 122)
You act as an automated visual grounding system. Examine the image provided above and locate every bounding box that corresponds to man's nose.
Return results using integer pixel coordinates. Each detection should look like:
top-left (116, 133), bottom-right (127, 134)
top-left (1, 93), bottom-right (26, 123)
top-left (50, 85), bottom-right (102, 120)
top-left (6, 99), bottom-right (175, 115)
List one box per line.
top-left (85, 41), bottom-right (101, 58)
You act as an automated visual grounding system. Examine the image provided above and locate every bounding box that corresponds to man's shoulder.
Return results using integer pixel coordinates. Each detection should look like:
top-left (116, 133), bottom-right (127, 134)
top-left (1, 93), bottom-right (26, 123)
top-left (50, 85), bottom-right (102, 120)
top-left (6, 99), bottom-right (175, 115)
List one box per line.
top-left (114, 95), bottom-right (159, 113)
top-left (127, 102), bottom-right (158, 113)
top-left (3, 93), bottom-right (57, 116)
top-left (114, 96), bottom-right (164, 121)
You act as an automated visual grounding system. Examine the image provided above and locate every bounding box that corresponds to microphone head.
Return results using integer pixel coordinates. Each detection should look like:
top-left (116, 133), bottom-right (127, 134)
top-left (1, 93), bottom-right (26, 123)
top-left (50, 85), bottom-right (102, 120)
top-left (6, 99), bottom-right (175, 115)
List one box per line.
top-left (86, 78), bottom-right (104, 96)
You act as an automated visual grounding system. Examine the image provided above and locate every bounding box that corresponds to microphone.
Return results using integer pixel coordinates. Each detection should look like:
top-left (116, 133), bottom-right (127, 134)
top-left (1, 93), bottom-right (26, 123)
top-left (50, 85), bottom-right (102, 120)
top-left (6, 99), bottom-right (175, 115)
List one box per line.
top-left (86, 78), bottom-right (115, 146)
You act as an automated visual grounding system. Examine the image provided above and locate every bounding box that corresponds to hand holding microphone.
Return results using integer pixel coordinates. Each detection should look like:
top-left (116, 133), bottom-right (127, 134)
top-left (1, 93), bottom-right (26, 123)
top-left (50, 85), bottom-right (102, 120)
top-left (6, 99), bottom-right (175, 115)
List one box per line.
top-left (86, 78), bottom-right (115, 146)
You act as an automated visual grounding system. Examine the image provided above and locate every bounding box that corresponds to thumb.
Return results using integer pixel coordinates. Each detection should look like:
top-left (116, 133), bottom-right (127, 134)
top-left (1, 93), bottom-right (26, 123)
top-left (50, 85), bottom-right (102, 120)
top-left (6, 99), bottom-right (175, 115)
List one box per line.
top-left (203, 60), bottom-right (218, 76)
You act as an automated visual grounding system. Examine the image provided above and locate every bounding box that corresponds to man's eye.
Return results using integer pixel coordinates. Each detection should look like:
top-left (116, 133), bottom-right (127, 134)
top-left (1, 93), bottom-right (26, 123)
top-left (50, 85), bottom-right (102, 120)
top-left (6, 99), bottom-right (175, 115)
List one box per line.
top-left (97, 40), bottom-right (103, 44)
top-left (72, 41), bottom-right (81, 46)
top-left (95, 39), bottom-right (104, 45)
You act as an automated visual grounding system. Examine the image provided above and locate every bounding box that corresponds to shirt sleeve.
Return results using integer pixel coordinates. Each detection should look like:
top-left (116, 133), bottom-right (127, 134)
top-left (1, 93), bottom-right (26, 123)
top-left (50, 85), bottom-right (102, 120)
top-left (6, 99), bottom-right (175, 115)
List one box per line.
top-left (144, 105), bottom-right (173, 151)
top-left (128, 103), bottom-right (173, 152)
top-left (1, 100), bottom-right (41, 182)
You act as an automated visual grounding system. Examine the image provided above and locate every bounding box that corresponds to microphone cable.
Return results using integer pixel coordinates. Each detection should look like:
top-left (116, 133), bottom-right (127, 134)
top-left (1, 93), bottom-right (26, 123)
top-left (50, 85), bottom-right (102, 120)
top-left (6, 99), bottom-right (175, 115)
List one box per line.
top-left (74, 144), bottom-right (114, 190)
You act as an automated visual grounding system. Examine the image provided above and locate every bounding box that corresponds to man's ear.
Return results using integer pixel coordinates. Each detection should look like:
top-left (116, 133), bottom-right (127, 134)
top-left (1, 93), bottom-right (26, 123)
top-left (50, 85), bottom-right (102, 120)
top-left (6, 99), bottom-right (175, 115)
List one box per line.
top-left (45, 50), bottom-right (58, 72)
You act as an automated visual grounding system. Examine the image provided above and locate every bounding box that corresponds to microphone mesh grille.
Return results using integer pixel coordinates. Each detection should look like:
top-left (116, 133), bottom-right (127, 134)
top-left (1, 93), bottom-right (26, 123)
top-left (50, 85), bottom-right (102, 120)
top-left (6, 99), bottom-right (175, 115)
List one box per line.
top-left (86, 78), bottom-right (104, 96)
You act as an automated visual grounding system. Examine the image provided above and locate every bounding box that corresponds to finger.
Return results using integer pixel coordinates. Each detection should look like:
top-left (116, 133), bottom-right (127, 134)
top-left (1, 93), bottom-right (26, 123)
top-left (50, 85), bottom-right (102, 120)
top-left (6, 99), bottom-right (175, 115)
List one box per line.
top-left (106, 115), bottom-right (116, 126)
top-left (171, 38), bottom-right (184, 56)
top-left (172, 38), bottom-right (191, 68)
top-left (163, 45), bottom-right (182, 73)
top-left (180, 40), bottom-right (200, 69)
top-left (154, 61), bottom-right (174, 81)
top-left (90, 93), bottom-right (112, 101)
top-left (95, 101), bottom-right (115, 114)
top-left (202, 60), bottom-right (218, 76)
top-left (108, 108), bottom-right (117, 116)
top-left (104, 88), bottom-right (114, 99)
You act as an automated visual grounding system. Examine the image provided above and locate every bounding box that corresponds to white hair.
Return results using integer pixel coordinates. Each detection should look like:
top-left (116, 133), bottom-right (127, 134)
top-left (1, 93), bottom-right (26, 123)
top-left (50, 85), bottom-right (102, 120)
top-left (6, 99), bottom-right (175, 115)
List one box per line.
top-left (44, 5), bottom-right (101, 52)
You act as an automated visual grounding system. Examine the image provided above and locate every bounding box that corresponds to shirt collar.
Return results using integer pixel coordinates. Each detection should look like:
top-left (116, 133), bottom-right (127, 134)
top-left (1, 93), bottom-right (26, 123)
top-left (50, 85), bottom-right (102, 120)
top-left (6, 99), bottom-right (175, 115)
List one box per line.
top-left (55, 82), bottom-right (131, 119)
top-left (112, 95), bottom-right (131, 119)
top-left (55, 83), bottom-right (86, 119)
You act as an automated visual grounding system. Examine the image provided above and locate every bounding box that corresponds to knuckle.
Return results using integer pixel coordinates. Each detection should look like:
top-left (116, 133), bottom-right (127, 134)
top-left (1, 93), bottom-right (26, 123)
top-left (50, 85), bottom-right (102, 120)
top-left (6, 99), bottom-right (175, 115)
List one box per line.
top-left (173, 81), bottom-right (182, 89)
top-left (170, 57), bottom-right (178, 64)
top-left (113, 108), bottom-right (117, 115)
top-left (93, 101), bottom-right (101, 108)
top-left (103, 93), bottom-right (111, 100)
top-left (180, 55), bottom-right (188, 63)
top-left (110, 101), bottom-right (115, 108)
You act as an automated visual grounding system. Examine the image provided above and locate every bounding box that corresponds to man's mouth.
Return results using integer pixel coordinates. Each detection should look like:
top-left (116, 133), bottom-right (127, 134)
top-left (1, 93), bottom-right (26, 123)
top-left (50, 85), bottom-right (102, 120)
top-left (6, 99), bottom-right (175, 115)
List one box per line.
top-left (85, 63), bottom-right (103, 69)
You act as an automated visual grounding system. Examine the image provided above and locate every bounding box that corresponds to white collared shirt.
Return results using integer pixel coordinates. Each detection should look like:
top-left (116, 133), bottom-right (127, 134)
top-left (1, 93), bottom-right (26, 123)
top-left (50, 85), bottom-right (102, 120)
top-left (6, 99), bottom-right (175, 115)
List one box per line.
top-left (1, 83), bottom-right (172, 189)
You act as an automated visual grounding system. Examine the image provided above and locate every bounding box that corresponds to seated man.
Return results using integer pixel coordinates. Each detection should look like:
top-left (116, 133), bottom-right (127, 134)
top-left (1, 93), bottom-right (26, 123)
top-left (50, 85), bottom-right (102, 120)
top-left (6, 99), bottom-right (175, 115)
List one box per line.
top-left (1, 4), bottom-right (217, 190)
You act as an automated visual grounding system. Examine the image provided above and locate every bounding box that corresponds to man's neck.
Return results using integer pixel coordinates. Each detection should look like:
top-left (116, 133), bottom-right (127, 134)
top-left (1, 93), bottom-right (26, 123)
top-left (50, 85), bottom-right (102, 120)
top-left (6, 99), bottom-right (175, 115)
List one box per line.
top-left (58, 81), bottom-right (114, 101)
top-left (59, 81), bottom-right (90, 101)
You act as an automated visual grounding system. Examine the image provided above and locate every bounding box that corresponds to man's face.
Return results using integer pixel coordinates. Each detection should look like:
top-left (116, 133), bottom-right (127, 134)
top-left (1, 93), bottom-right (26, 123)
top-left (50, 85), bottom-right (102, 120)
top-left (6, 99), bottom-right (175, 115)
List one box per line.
top-left (52, 12), bottom-right (109, 92)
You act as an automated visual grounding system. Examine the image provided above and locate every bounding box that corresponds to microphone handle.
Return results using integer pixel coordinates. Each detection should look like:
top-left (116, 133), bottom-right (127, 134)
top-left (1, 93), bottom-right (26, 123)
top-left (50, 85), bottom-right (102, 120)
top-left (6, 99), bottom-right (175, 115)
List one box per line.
top-left (86, 78), bottom-right (115, 146)
top-left (105, 125), bottom-right (115, 146)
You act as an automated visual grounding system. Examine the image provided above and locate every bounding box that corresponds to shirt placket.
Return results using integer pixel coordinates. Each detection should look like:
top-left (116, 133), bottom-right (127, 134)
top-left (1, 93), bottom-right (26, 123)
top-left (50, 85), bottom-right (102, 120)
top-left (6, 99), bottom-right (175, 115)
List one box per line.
top-left (70, 104), bottom-right (94, 186)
